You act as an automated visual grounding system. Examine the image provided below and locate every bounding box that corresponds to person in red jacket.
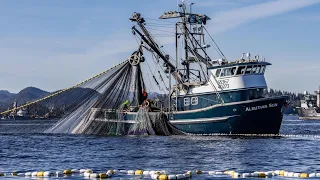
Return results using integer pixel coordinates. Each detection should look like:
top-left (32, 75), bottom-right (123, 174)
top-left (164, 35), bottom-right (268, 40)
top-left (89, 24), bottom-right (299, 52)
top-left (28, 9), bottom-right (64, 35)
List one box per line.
top-left (142, 89), bottom-right (148, 101)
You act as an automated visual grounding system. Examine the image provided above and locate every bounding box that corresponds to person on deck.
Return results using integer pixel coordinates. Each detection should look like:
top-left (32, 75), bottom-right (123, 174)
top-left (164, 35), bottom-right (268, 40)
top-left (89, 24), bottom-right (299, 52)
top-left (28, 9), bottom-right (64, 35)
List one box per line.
top-left (141, 89), bottom-right (151, 111)
top-left (142, 89), bottom-right (148, 101)
top-left (121, 100), bottom-right (130, 111)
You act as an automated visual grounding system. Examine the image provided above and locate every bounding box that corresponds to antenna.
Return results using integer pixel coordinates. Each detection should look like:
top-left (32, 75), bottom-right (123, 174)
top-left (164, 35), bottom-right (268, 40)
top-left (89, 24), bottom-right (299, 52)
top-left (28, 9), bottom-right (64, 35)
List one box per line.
top-left (241, 53), bottom-right (245, 60)
top-left (246, 53), bottom-right (251, 60)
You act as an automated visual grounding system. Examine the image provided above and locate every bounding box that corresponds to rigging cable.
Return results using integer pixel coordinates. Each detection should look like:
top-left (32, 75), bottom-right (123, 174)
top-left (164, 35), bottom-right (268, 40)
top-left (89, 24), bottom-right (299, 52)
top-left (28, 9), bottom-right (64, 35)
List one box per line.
top-left (177, 25), bottom-right (225, 104)
top-left (203, 26), bottom-right (228, 61)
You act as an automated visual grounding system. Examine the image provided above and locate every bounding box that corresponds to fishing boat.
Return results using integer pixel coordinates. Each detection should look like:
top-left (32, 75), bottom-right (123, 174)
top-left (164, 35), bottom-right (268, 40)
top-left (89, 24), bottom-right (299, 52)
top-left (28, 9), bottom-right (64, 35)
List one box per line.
top-left (45, 2), bottom-right (288, 135)
top-left (119, 3), bottom-right (288, 135)
top-left (297, 89), bottom-right (320, 120)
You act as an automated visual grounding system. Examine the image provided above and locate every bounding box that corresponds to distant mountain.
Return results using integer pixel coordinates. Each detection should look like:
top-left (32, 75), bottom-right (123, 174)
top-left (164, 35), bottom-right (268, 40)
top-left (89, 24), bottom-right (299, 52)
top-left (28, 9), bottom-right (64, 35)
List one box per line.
top-left (0, 90), bottom-right (14, 103)
top-left (0, 86), bottom-right (102, 112)
top-left (0, 90), bottom-right (14, 97)
top-left (15, 87), bottom-right (50, 104)
top-left (0, 87), bottom-right (50, 109)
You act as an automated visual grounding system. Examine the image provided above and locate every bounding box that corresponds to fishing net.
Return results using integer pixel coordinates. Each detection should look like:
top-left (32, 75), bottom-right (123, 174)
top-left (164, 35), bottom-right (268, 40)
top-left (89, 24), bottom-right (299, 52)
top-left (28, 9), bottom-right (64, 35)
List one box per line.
top-left (45, 60), bottom-right (140, 134)
top-left (44, 50), bottom-right (183, 136)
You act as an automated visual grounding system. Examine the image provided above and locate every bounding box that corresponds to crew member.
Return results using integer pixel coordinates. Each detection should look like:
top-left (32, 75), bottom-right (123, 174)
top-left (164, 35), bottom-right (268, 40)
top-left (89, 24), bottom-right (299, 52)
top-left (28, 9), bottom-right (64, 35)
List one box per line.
top-left (142, 89), bottom-right (148, 101)
top-left (121, 100), bottom-right (130, 111)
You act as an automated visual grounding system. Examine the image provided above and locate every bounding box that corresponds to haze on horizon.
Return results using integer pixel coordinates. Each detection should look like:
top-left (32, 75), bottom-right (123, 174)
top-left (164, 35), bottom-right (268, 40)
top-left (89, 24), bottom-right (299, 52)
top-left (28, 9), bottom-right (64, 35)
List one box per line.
top-left (0, 0), bottom-right (319, 94)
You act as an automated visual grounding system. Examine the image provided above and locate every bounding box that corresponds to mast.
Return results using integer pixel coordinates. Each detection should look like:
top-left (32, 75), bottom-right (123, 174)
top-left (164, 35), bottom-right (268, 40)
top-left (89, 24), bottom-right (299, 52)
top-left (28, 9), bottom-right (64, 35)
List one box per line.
top-left (130, 13), bottom-right (184, 85)
top-left (175, 22), bottom-right (179, 111)
top-left (182, 4), bottom-right (190, 82)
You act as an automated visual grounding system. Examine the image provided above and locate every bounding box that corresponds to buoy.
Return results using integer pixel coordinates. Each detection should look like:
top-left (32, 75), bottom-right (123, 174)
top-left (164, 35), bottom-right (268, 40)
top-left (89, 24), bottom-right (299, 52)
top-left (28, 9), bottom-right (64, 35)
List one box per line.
top-left (233, 172), bottom-right (240, 178)
top-left (196, 170), bottom-right (202, 174)
top-left (11, 172), bottom-right (18, 176)
top-left (17, 173), bottom-right (24, 176)
top-left (56, 171), bottom-right (63, 176)
top-left (186, 170), bottom-right (192, 177)
top-left (106, 172), bottom-right (112, 177)
top-left (90, 173), bottom-right (98, 178)
top-left (85, 169), bottom-right (93, 173)
top-left (149, 171), bottom-right (156, 175)
top-left (250, 172), bottom-right (258, 177)
top-left (293, 173), bottom-right (300, 177)
top-left (143, 171), bottom-right (150, 175)
top-left (107, 170), bottom-right (114, 174)
top-left (63, 169), bottom-right (72, 174)
top-left (31, 172), bottom-right (38, 176)
top-left (113, 170), bottom-right (119, 174)
top-left (151, 174), bottom-right (159, 179)
top-left (25, 172), bottom-right (31, 176)
top-left (43, 171), bottom-right (51, 177)
top-left (279, 170), bottom-right (285, 176)
top-left (258, 172), bottom-right (266, 177)
top-left (183, 173), bottom-right (190, 178)
top-left (127, 170), bottom-right (135, 175)
top-left (287, 172), bottom-right (294, 177)
top-left (159, 174), bottom-right (168, 180)
top-left (37, 171), bottom-right (44, 176)
top-left (215, 172), bottom-right (223, 175)
top-left (0, 173), bottom-right (4, 176)
top-left (176, 174), bottom-right (184, 179)
top-left (227, 171), bottom-right (235, 176)
top-left (208, 171), bottom-right (215, 175)
top-left (242, 173), bottom-right (250, 178)
top-left (283, 171), bottom-right (288, 177)
top-left (309, 173), bottom-right (316, 177)
top-left (135, 170), bottom-right (143, 175)
top-left (155, 171), bottom-right (162, 175)
top-left (99, 173), bottom-right (108, 178)
top-left (168, 175), bottom-right (177, 180)
top-left (119, 170), bottom-right (127, 173)
top-left (83, 172), bottom-right (91, 177)
top-left (71, 169), bottom-right (80, 173)
top-left (300, 173), bottom-right (309, 178)
top-left (316, 173), bottom-right (320, 177)
top-left (79, 169), bottom-right (86, 173)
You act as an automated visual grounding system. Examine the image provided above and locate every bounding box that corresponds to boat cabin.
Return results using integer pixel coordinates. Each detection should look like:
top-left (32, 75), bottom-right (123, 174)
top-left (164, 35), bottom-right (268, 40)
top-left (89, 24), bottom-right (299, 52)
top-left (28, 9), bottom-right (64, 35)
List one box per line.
top-left (175, 57), bottom-right (272, 111)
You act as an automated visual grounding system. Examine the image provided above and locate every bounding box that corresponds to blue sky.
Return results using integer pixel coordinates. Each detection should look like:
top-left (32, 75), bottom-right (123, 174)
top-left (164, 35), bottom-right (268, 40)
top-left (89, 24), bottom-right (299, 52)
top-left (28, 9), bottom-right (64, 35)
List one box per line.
top-left (0, 0), bottom-right (320, 93)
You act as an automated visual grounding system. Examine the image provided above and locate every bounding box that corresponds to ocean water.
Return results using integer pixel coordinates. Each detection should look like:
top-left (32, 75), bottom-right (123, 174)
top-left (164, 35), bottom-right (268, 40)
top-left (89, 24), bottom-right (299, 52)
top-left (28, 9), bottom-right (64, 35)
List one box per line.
top-left (0, 115), bottom-right (320, 179)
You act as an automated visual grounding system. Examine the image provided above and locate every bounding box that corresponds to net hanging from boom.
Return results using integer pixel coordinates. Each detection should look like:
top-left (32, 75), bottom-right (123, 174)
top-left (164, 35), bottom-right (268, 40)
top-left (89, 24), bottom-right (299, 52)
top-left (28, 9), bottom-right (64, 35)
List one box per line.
top-left (43, 48), bottom-right (183, 136)
top-left (45, 60), bottom-right (141, 134)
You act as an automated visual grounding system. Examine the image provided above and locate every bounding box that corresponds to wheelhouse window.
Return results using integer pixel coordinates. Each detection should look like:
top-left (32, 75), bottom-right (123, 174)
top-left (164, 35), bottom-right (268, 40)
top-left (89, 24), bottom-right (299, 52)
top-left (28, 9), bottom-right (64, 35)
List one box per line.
top-left (215, 69), bottom-right (221, 77)
top-left (236, 66), bottom-right (246, 75)
top-left (245, 66), bottom-right (252, 74)
top-left (220, 68), bottom-right (225, 77)
top-left (231, 67), bottom-right (237, 75)
top-left (184, 97), bottom-right (190, 106)
top-left (260, 65), bottom-right (266, 73)
top-left (191, 97), bottom-right (198, 105)
top-left (255, 65), bottom-right (261, 73)
top-left (252, 65), bottom-right (257, 73)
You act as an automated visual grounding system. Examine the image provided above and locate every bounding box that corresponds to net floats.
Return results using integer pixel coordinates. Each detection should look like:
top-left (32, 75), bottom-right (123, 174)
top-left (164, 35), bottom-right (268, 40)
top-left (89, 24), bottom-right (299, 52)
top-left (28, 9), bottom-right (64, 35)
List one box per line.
top-left (1, 168), bottom-right (319, 179)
